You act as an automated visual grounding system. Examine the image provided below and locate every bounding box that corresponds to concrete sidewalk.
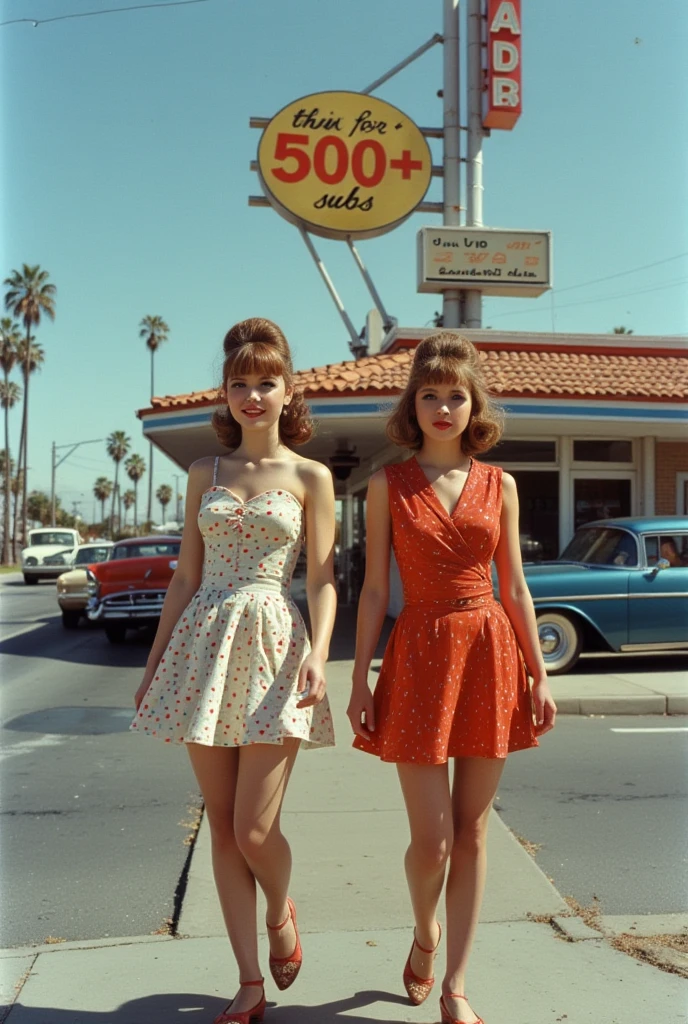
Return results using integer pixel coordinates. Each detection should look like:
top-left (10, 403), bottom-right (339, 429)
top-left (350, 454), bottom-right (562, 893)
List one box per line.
top-left (2, 658), bottom-right (687, 1024)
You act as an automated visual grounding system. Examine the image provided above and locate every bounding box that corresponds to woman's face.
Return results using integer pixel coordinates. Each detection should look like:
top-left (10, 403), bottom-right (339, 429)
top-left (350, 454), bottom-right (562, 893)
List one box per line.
top-left (224, 371), bottom-right (291, 433)
top-left (414, 378), bottom-right (473, 444)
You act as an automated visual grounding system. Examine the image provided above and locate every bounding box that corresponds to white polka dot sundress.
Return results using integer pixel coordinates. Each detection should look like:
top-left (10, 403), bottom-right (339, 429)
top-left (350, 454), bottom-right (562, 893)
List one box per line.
top-left (131, 457), bottom-right (335, 749)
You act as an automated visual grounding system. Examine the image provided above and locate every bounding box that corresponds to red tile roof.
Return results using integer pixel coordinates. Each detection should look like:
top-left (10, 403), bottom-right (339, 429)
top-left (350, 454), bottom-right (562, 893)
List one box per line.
top-left (143, 343), bottom-right (687, 413)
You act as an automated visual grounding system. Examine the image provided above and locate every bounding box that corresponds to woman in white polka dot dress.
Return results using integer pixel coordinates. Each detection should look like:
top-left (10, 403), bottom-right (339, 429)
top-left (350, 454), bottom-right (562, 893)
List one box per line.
top-left (348, 334), bottom-right (557, 1024)
top-left (132, 318), bottom-right (336, 1024)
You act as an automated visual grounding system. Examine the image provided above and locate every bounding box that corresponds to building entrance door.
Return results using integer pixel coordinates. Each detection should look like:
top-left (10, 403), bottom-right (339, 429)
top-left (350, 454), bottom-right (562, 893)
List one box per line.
top-left (509, 471), bottom-right (559, 561)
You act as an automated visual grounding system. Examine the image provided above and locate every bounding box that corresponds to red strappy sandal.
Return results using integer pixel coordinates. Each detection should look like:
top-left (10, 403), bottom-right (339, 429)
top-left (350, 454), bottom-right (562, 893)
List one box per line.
top-left (402, 923), bottom-right (442, 1005)
top-left (213, 979), bottom-right (266, 1024)
top-left (439, 992), bottom-right (484, 1024)
top-left (267, 897), bottom-right (302, 991)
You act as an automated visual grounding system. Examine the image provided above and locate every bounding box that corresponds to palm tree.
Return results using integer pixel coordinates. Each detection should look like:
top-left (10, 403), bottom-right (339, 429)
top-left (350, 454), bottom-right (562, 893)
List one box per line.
top-left (156, 484), bottom-right (173, 524)
top-left (4, 265), bottom-right (56, 547)
top-left (122, 490), bottom-right (135, 526)
top-left (106, 431), bottom-right (131, 536)
top-left (93, 477), bottom-right (113, 527)
top-left (0, 449), bottom-right (15, 560)
top-left (124, 452), bottom-right (146, 530)
top-left (0, 318), bottom-right (21, 563)
top-left (139, 315), bottom-right (169, 521)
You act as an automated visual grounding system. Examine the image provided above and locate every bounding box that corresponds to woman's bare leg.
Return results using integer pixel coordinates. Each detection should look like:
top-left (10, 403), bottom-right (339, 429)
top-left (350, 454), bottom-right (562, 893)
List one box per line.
top-left (186, 742), bottom-right (261, 1004)
top-left (397, 762), bottom-right (452, 981)
top-left (443, 756), bottom-right (506, 1023)
top-left (234, 739), bottom-right (300, 964)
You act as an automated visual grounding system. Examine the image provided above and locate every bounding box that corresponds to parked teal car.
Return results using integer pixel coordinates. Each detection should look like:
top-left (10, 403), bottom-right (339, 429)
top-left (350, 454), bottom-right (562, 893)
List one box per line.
top-left (523, 517), bottom-right (688, 674)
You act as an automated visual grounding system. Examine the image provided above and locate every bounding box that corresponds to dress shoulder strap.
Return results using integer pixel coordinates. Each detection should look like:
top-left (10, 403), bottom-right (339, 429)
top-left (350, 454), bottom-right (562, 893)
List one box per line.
top-left (212, 456), bottom-right (219, 485)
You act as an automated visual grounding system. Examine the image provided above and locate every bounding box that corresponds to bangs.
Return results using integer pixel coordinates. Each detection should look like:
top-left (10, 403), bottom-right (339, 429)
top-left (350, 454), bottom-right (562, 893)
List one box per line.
top-left (415, 356), bottom-right (469, 390)
top-left (225, 342), bottom-right (286, 381)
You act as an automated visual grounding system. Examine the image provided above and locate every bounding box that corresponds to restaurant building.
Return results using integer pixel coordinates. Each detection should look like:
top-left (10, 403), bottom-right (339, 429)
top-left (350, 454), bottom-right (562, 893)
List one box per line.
top-left (139, 327), bottom-right (687, 601)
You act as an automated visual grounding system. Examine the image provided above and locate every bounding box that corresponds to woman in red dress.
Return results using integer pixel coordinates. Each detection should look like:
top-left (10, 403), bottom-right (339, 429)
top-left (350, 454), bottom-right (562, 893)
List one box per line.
top-left (348, 333), bottom-right (556, 1024)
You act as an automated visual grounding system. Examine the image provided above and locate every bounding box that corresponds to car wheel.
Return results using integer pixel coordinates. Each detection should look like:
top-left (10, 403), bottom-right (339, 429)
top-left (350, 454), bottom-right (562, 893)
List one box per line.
top-left (23, 574), bottom-right (39, 585)
top-left (105, 624), bottom-right (127, 644)
top-left (61, 610), bottom-right (81, 630)
top-left (536, 612), bottom-right (582, 674)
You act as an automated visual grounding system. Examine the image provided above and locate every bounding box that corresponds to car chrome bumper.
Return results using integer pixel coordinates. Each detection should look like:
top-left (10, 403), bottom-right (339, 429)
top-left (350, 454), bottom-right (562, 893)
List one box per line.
top-left (87, 591), bottom-right (167, 622)
top-left (23, 565), bottom-right (69, 577)
top-left (58, 593), bottom-right (90, 610)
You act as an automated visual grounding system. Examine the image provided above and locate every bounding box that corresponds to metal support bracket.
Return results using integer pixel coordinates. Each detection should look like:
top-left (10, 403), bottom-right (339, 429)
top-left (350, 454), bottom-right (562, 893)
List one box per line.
top-left (297, 228), bottom-right (362, 355)
top-left (361, 33), bottom-right (443, 94)
top-left (346, 240), bottom-right (395, 332)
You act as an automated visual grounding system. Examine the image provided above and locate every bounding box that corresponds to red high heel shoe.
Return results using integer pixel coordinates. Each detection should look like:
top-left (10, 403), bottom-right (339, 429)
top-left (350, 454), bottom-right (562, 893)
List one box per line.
top-left (402, 923), bottom-right (442, 1005)
top-left (439, 992), bottom-right (484, 1024)
top-left (267, 897), bottom-right (302, 991)
top-left (213, 979), bottom-right (266, 1024)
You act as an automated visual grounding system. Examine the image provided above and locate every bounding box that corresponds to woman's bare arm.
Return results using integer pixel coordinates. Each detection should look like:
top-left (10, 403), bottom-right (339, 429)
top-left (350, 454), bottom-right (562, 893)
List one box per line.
top-left (134, 459), bottom-right (210, 708)
top-left (295, 461), bottom-right (337, 708)
top-left (347, 469), bottom-right (392, 738)
top-left (493, 472), bottom-right (556, 734)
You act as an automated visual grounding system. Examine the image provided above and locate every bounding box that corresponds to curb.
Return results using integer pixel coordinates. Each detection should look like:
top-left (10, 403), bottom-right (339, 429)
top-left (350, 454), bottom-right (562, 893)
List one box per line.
top-left (555, 695), bottom-right (687, 716)
top-left (0, 934), bottom-right (174, 960)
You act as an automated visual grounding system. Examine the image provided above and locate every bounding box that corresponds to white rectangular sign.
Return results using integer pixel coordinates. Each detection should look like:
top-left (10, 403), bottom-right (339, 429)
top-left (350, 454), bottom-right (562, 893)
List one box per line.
top-left (417, 226), bottom-right (552, 297)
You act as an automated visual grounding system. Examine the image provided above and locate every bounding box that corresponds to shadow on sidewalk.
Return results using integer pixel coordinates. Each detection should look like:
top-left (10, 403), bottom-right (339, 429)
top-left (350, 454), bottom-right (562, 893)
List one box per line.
top-left (6, 989), bottom-right (412, 1024)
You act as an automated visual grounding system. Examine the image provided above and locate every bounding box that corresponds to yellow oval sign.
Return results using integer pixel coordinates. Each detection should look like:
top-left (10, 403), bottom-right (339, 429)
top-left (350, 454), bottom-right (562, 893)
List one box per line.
top-left (257, 91), bottom-right (432, 240)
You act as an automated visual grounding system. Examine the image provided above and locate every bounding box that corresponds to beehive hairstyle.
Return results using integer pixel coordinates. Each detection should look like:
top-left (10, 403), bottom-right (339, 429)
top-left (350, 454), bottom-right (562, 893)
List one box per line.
top-left (386, 332), bottom-right (503, 454)
top-left (211, 317), bottom-right (312, 450)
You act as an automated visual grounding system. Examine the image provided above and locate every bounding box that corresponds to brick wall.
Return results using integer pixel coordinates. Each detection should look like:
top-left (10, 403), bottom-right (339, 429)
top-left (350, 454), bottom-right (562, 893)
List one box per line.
top-left (656, 441), bottom-right (688, 514)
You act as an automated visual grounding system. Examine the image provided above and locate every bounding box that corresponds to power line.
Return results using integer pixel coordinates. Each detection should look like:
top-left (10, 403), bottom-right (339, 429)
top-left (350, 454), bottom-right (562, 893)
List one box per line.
top-left (0, 0), bottom-right (213, 28)
top-left (552, 251), bottom-right (688, 296)
top-left (487, 277), bottom-right (688, 320)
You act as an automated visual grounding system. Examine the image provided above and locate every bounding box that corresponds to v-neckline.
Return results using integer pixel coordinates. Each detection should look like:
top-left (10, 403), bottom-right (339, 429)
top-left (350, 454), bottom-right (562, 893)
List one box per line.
top-left (412, 455), bottom-right (475, 520)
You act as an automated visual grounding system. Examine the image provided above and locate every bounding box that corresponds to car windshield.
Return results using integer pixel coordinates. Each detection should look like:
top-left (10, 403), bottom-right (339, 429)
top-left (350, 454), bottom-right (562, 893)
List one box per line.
top-left (111, 542), bottom-right (181, 560)
top-left (74, 546), bottom-right (110, 565)
top-left (560, 527), bottom-right (638, 567)
top-left (28, 532), bottom-right (75, 547)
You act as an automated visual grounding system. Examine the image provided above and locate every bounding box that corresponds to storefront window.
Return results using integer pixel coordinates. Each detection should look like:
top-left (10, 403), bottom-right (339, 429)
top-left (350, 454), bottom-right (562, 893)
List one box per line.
top-left (485, 439), bottom-right (556, 463)
top-left (573, 440), bottom-right (633, 463)
top-left (574, 478), bottom-right (631, 529)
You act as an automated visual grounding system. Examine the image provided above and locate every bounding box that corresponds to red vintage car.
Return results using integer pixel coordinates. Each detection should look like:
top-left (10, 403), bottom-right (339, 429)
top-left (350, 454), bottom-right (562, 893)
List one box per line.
top-left (85, 535), bottom-right (181, 644)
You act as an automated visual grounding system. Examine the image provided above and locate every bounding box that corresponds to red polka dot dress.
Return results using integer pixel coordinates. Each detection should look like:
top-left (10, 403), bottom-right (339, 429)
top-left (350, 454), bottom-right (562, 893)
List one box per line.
top-left (353, 457), bottom-right (536, 764)
top-left (131, 458), bottom-right (335, 749)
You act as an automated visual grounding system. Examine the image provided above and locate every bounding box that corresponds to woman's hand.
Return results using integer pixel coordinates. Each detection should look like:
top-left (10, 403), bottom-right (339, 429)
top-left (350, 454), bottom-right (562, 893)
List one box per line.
top-left (347, 680), bottom-right (376, 739)
top-left (531, 677), bottom-right (557, 735)
top-left (296, 653), bottom-right (327, 708)
top-left (134, 675), bottom-right (154, 712)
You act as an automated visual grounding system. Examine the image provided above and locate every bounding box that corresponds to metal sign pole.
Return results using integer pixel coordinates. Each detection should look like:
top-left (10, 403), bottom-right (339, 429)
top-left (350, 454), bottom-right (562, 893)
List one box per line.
top-left (442, 0), bottom-right (461, 329)
top-left (465, 0), bottom-right (484, 327)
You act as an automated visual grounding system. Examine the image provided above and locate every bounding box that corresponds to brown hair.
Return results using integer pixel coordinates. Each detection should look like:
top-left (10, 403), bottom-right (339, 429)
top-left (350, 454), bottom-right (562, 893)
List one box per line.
top-left (386, 332), bottom-right (503, 455)
top-left (211, 318), bottom-right (313, 450)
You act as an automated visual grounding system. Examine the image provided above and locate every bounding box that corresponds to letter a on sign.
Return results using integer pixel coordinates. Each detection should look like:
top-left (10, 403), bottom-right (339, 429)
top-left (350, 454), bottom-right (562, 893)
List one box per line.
top-left (484, 0), bottom-right (522, 130)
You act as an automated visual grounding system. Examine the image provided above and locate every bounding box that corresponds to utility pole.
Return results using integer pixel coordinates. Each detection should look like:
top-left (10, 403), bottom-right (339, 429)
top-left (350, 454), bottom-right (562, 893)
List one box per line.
top-left (442, 0), bottom-right (462, 329)
top-left (464, 0), bottom-right (484, 327)
top-left (51, 438), bottom-right (105, 526)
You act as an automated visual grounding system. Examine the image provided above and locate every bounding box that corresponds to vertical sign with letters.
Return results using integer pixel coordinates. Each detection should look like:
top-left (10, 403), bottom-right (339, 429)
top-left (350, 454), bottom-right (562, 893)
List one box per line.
top-left (483, 0), bottom-right (522, 130)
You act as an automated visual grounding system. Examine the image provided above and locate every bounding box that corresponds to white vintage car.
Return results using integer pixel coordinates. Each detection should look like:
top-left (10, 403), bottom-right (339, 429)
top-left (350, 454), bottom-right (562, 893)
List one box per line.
top-left (21, 527), bottom-right (84, 585)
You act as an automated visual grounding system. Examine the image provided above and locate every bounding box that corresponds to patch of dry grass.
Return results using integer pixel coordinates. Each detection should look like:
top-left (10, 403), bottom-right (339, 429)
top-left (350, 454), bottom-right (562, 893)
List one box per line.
top-left (564, 895), bottom-right (603, 932)
top-left (513, 832), bottom-right (542, 857)
top-left (610, 932), bottom-right (688, 978)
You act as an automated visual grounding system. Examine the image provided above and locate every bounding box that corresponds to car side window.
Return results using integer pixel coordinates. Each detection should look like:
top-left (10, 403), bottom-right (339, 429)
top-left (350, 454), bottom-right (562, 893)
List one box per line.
top-left (645, 534), bottom-right (688, 568)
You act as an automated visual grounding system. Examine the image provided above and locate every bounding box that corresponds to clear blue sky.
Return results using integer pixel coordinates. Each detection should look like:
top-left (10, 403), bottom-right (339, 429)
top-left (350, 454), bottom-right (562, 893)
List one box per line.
top-left (2, 0), bottom-right (687, 519)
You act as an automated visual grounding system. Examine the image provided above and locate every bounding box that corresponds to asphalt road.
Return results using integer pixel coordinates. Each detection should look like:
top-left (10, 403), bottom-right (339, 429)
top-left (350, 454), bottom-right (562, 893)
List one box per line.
top-left (0, 575), bottom-right (199, 948)
top-left (497, 715), bottom-right (688, 916)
